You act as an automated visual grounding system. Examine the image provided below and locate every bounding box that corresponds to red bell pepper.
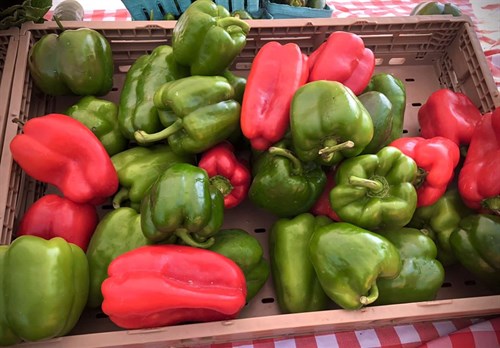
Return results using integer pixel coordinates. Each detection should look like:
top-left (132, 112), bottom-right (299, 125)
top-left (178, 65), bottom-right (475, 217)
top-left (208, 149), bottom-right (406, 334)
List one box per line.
top-left (9, 113), bottom-right (119, 205)
top-left (458, 108), bottom-right (500, 214)
top-left (17, 194), bottom-right (98, 251)
top-left (418, 89), bottom-right (482, 146)
top-left (101, 244), bottom-right (247, 329)
top-left (240, 41), bottom-right (309, 151)
top-left (198, 141), bottom-right (251, 209)
top-left (310, 169), bottom-right (341, 221)
top-left (390, 137), bottom-right (460, 207)
top-left (308, 31), bottom-right (375, 95)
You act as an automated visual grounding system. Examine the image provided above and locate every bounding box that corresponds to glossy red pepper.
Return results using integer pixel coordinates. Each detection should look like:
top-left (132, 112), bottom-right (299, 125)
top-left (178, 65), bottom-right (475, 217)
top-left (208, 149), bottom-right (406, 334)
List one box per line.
top-left (458, 108), bottom-right (500, 214)
top-left (308, 31), bottom-right (375, 95)
top-left (310, 169), bottom-right (341, 221)
top-left (17, 194), bottom-right (98, 251)
top-left (9, 114), bottom-right (119, 205)
top-left (390, 137), bottom-right (460, 207)
top-left (198, 141), bottom-right (251, 209)
top-left (240, 41), bottom-right (309, 151)
top-left (101, 244), bottom-right (247, 329)
top-left (418, 89), bottom-right (482, 146)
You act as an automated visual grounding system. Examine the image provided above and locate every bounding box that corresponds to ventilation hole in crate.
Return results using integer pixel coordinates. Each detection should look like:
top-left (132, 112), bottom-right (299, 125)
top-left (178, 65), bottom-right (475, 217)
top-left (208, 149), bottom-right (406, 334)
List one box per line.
top-left (142, 8), bottom-right (151, 20)
top-left (405, 78), bottom-right (415, 82)
top-left (389, 58), bottom-right (405, 65)
top-left (157, 2), bottom-right (166, 16)
top-left (244, 0), bottom-right (248, 10)
top-left (402, 129), bottom-right (409, 134)
top-left (254, 228), bottom-right (266, 233)
top-left (464, 280), bottom-right (476, 286)
top-left (96, 312), bottom-right (109, 319)
top-left (173, 0), bottom-right (183, 14)
top-left (441, 282), bottom-right (452, 288)
top-left (261, 297), bottom-right (275, 304)
top-left (111, 87), bottom-right (119, 92)
top-left (412, 102), bottom-right (422, 107)
top-left (375, 58), bottom-right (384, 66)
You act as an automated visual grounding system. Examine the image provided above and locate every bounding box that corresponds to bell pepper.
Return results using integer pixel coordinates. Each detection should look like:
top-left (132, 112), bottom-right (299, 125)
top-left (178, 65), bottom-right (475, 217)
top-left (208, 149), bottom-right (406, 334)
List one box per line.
top-left (111, 144), bottom-right (195, 210)
top-left (240, 41), bottom-right (309, 151)
top-left (310, 168), bottom-right (341, 221)
top-left (0, 236), bottom-right (88, 346)
top-left (66, 96), bottom-right (127, 156)
top-left (450, 214), bottom-right (500, 292)
top-left (290, 80), bottom-right (374, 166)
top-left (172, 0), bottom-right (250, 76)
top-left (222, 70), bottom-right (246, 104)
top-left (409, 189), bottom-right (473, 266)
top-left (418, 89), bottom-right (482, 146)
top-left (198, 141), bottom-right (251, 209)
top-left (248, 141), bottom-right (326, 217)
top-left (410, 2), bottom-right (462, 16)
top-left (117, 45), bottom-right (190, 140)
top-left (390, 136), bottom-right (460, 207)
top-left (330, 146), bottom-right (418, 231)
top-left (308, 31), bottom-right (375, 95)
top-left (309, 222), bottom-right (402, 310)
top-left (86, 208), bottom-right (152, 309)
top-left (363, 73), bottom-right (407, 143)
top-left (134, 76), bottom-right (241, 155)
top-left (209, 229), bottom-right (269, 302)
top-left (270, 213), bottom-right (331, 313)
top-left (28, 24), bottom-right (113, 96)
top-left (375, 228), bottom-right (445, 305)
top-left (9, 114), bottom-right (119, 205)
top-left (358, 91), bottom-right (394, 154)
top-left (17, 194), bottom-right (98, 252)
top-left (458, 108), bottom-right (500, 214)
top-left (101, 244), bottom-right (247, 329)
top-left (141, 163), bottom-right (224, 248)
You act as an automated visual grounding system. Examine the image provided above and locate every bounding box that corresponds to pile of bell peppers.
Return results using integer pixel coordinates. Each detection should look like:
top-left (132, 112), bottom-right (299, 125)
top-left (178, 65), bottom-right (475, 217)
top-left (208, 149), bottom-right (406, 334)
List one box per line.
top-left (3, 0), bottom-right (500, 345)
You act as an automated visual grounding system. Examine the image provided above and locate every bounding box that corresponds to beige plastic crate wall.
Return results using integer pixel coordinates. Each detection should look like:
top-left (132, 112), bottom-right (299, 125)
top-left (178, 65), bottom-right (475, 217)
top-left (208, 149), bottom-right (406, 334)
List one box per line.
top-left (0, 18), bottom-right (499, 346)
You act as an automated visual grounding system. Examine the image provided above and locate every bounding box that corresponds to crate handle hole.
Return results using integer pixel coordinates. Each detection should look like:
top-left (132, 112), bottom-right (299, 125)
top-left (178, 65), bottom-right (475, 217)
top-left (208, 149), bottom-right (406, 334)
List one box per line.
top-left (405, 78), bottom-right (415, 82)
top-left (254, 228), bottom-right (266, 233)
top-left (389, 57), bottom-right (405, 65)
top-left (412, 102), bottom-right (422, 107)
top-left (261, 297), bottom-right (275, 304)
top-left (402, 129), bottom-right (409, 134)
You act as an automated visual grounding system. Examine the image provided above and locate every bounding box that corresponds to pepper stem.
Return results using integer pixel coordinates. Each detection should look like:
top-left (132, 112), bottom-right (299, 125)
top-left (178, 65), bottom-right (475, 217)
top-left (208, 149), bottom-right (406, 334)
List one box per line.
top-left (413, 167), bottom-right (428, 189)
top-left (359, 283), bottom-right (379, 306)
top-left (483, 196), bottom-right (500, 215)
top-left (318, 140), bottom-right (355, 155)
top-left (269, 147), bottom-right (303, 176)
top-left (175, 229), bottom-right (215, 249)
top-left (53, 15), bottom-right (65, 31)
top-left (210, 175), bottom-right (233, 197)
top-left (349, 175), bottom-right (384, 192)
top-left (112, 187), bottom-right (130, 209)
top-left (217, 17), bottom-right (250, 34)
top-left (134, 119), bottom-right (183, 145)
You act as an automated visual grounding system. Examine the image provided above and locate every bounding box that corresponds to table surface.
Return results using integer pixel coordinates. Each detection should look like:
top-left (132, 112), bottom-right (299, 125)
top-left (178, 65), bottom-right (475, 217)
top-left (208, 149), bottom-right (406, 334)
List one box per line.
top-left (45, 1), bottom-right (500, 347)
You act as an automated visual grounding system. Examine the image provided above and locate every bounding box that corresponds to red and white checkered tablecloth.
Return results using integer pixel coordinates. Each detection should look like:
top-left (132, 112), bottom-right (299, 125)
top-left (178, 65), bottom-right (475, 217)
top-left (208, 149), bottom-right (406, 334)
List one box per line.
top-left (44, 1), bottom-right (500, 347)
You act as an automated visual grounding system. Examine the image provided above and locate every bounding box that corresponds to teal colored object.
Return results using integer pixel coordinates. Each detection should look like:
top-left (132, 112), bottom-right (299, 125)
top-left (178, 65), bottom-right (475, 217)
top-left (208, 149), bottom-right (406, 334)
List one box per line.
top-left (263, 0), bottom-right (334, 19)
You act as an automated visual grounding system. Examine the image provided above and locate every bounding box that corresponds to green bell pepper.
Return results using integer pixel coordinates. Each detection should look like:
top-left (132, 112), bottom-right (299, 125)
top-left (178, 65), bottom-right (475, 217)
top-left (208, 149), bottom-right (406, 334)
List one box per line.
top-left (330, 146), bottom-right (418, 230)
top-left (117, 45), bottom-right (190, 140)
top-left (291, 80), bottom-right (374, 166)
top-left (376, 228), bottom-right (445, 305)
top-left (111, 144), bottom-right (195, 210)
top-left (270, 213), bottom-right (331, 313)
top-left (309, 222), bottom-right (402, 310)
top-left (222, 70), bottom-right (246, 104)
top-left (450, 214), bottom-right (500, 292)
top-left (28, 26), bottom-right (113, 96)
top-left (86, 208), bottom-right (152, 308)
top-left (358, 91), bottom-right (393, 154)
top-left (248, 141), bottom-right (326, 217)
top-left (0, 236), bottom-right (88, 345)
top-left (66, 96), bottom-right (127, 156)
top-left (410, 2), bottom-right (462, 16)
top-left (134, 75), bottom-right (241, 155)
top-left (363, 73), bottom-right (406, 143)
top-left (209, 229), bottom-right (269, 302)
top-left (141, 163), bottom-right (224, 248)
top-left (172, 0), bottom-right (250, 76)
top-left (408, 189), bottom-right (473, 266)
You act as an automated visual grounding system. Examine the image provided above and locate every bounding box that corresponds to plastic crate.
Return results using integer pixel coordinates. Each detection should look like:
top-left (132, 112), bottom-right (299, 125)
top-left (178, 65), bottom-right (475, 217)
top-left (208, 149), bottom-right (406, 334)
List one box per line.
top-left (0, 28), bottom-right (19, 170)
top-left (1, 16), bottom-right (500, 347)
top-left (122, 0), bottom-right (263, 19)
top-left (264, 0), bottom-right (334, 19)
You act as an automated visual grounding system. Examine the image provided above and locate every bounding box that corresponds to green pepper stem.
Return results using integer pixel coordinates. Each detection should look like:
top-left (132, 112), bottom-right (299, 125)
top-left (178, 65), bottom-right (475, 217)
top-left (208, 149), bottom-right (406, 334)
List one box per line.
top-left (134, 119), bottom-right (183, 145)
top-left (413, 167), bottom-right (428, 189)
top-left (483, 196), bottom-right (500, 215)
top-left (269, 146), bottom-right (303, 176)
top-left (217, 17), bottom-right (250, 34)
top-left (318, 140), bottom-right (355, 155)
top-left (210, 175), bottom-right (233, 197)
top-left (349, 175), bottom-right (384, 192)
top-left (175, 229), bottom-right (215, 249)
top-left (359, 283), bottom-right (379, 306)
top-left (53, 15), bottom-right (65, 31)
top-left (112, 187), bottom-right (130, 209)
